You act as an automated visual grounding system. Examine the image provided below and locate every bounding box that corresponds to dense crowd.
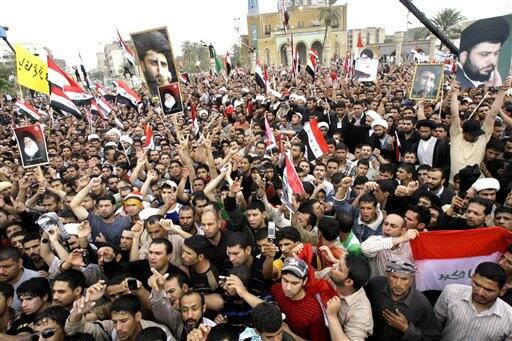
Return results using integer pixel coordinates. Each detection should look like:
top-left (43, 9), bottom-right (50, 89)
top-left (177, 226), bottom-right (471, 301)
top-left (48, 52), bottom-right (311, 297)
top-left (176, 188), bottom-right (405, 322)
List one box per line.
top-left (0, 60), bottom-right (512, 341)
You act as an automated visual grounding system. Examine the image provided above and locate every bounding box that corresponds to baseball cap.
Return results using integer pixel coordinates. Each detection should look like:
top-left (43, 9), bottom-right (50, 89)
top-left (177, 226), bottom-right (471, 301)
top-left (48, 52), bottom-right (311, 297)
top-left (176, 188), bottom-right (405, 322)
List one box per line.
top-left (462, 120), bottom-right (485, 137)
top-left (282, 258), bottom-right (308, 279)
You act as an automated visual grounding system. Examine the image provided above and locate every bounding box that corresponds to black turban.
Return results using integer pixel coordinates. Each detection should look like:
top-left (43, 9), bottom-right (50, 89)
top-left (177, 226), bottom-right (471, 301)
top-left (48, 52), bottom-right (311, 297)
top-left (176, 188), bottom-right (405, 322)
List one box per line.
top-left (460, 16), bottom-right (510, 53)
top-left (134, 30), bottom-right (171, 60)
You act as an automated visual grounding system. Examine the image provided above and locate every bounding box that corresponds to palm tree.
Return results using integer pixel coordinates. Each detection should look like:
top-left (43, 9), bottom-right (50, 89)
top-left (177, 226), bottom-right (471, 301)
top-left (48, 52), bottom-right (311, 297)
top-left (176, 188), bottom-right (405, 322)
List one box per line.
top-left (417, 8), bottom-right (466, 42)
top-left (319, 0), bottom-right (340, 63)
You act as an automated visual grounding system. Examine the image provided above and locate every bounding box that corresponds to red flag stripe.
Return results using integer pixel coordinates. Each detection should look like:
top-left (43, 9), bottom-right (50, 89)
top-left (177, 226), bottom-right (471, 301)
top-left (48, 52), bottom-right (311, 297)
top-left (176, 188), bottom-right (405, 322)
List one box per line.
top-left (309, 119), bottom-right (330, 154)
top-left (411, 227), bottom-right (512, 260)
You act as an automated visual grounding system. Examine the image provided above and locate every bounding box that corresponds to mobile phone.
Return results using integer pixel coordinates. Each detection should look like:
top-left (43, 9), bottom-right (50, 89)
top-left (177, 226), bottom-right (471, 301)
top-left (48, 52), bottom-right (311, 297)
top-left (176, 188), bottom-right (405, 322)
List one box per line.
top-left (268, 222), bottom-right (276, 240)
top-left (218, 276), bottom-right (226, 280)
top-left (127, 278), bottom-right (137, 291)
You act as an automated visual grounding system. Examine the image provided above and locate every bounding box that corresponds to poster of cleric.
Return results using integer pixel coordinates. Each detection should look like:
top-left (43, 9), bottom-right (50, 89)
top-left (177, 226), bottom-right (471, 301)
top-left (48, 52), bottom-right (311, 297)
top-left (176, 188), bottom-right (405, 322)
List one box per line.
top-left (456, 15), bottom-right (512, 88)
top-left (13, 124), bottom-right (50, 168)
top-left (130, 27), bottom-right (179, 97)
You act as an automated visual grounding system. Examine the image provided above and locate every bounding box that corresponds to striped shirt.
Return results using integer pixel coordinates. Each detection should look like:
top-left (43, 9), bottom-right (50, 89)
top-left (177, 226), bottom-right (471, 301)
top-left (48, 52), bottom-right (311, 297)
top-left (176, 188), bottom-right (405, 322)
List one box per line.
top-left (434, 284), bottom-right (512, 341)
top-left (361, 236), bottom-right (413, 278)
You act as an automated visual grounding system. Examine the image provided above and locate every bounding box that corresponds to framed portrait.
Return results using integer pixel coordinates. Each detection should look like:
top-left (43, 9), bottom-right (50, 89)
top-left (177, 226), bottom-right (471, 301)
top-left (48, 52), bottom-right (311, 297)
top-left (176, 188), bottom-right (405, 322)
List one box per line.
top-left (158, 83), bottom-right (183, 115)
top-left (409, 64), bottom-right (444, 101)
top-left (13, 124), bottom-right (49, 168)
top-left (130, 27), bottom-right (178, 97)
top-left (354, 48), bottom-right (379, 82)
top-left (457, 15), bottom-right (511, 89)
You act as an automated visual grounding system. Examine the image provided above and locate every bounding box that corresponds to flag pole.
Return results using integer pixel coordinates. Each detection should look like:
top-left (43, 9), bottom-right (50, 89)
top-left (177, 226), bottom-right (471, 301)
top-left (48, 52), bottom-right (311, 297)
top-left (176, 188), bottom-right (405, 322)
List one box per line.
top-left (468, 92), bottom-right (489, 120)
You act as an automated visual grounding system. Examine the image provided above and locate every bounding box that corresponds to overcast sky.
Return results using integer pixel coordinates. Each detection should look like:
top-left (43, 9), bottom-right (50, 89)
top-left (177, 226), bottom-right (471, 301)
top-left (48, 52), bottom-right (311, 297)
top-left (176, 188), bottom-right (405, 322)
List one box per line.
top-left (1, 0), bottom-right (510, 69)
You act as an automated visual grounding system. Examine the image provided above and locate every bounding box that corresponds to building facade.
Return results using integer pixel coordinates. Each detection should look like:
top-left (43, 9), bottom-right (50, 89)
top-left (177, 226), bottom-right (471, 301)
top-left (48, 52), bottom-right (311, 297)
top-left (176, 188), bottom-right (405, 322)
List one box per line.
top-left (245, 0), bottom-right (347, 67)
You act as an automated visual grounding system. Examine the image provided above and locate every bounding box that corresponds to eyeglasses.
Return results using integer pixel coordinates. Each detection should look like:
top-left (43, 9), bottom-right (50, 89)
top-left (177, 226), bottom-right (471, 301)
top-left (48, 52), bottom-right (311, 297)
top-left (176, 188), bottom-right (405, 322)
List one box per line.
top-left (31, 328), bottom-right (56, 340)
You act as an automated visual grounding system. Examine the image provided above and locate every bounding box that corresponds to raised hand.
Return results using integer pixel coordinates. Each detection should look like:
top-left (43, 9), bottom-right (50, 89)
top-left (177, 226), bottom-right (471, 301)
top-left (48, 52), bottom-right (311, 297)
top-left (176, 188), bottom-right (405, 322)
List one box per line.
top-left (148, 268), bottom-right (168, 292)
top-left (326, 296), bottom-right (341, 317)
top-left (131, 220), bottom-right (144, 238)
top-left (159, 218), bottom-right (177, 233)
top-left (85, 280), bottom-right (107, 303)
top-left (67, 248), bottom-right (86, 267)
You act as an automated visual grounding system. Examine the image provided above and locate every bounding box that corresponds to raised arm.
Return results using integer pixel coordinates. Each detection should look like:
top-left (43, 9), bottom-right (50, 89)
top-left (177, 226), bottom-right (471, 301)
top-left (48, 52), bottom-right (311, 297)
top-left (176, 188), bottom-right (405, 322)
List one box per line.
top-left (483, 77), bottom-right (511, 133)
top-left (449, 81), bottom-right (461, 135)
top-left (70, 177), bottom-right (101, 221)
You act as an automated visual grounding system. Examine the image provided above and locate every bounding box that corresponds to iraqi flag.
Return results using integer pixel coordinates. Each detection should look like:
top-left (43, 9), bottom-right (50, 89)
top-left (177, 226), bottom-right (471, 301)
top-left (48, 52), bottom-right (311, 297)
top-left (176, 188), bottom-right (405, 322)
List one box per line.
top-left (190, 104), bottom-right (199, 135)
top-left (15, 100), bottom-right (41, 121)
top-left (95, 83), bottom-right (116, 102)
top-left (298, 118), bottom-right (330, 162)
top-left (306, 48), bottom-right (318, 80)
top-left (50, 85), bottom-right (82, 119)
top-left (224, 51), bottom-right (232, 76)
top-left (356, 32), bottom-right (364, 48)
top-left (144, 123), bottom-right (154, 150)
top-left (63, 85), bottom-right (93, 106)
top-left (91, 97), bottom-right (113, 120)
top-left (48, 57), bottom-right (82, 89)
top-left (291, 35), bottom-right (300, 76)
top-left (281, 152), bottom-right (305, 211)
top-left (117, 29), bottom-right (135, 65)
top-left (411, 227), bottom-right (512, 292)
top-left (264, 116), bottom-right (278, 150)
top-left (115, 80), bottom-right (141, 107)
top-left (255, 60), bottom-right (267, 90)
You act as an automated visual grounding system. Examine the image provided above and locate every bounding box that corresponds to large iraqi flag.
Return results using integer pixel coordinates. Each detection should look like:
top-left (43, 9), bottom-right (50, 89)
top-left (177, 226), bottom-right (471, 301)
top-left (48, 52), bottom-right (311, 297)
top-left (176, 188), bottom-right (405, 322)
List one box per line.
top-left (411, 227), bottom-right (512, 291)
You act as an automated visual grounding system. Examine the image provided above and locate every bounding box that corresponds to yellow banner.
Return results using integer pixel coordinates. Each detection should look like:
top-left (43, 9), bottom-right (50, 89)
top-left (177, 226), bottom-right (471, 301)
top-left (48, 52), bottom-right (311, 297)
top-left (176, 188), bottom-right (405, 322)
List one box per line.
top-left (15, 44), bottom-right (49, 94)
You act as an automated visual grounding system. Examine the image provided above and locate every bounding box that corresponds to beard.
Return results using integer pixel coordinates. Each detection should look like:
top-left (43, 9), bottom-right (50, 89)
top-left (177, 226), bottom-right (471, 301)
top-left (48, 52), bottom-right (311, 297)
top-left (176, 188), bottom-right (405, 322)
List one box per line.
top-left (463, 58), bottom-right (493, 82)
top-left (24, 143), bottom-right (39, 158)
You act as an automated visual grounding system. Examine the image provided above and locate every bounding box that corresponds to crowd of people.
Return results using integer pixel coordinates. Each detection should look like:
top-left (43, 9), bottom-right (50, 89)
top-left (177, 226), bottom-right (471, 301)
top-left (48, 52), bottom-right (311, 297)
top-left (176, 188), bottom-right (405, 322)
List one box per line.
top-left (0, 58), bottom-right (512, 341)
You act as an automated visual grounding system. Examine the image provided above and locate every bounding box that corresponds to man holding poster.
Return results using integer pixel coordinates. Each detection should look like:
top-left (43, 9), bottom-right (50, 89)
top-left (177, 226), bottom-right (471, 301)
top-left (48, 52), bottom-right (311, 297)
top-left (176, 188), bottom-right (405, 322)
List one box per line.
top-left (13, 124), bottom-right (49, 168)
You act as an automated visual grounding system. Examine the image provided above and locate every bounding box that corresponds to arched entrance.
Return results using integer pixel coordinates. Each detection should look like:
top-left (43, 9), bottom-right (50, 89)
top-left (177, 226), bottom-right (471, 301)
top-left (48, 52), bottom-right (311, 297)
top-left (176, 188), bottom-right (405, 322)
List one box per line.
top-left (280, 44), bottom-right (288, 66)
top-left (296, 42), bottom-right (307, 66)
top-left (311, 41), bottom-right (323, 65)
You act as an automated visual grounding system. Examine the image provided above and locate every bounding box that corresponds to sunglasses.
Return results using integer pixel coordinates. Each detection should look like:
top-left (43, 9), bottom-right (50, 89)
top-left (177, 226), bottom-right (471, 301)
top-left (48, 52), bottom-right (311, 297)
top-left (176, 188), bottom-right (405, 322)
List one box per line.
top-left (31, 328), bottom-right (56, 340)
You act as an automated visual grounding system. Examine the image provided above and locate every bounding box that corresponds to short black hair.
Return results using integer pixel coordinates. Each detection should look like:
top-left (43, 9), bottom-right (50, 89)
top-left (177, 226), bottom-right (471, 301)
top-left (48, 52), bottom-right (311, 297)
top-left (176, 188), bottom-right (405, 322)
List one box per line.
top-left (407, 205), bottom-right (431, 226)
top-left (359, 193), bottom-right (377, 207)
top-left (137, 326), bottom-right (168, 341)
top-left (17, 277), bottom-right (51, 300)
top-left (336, 213), bottom-right (354, 234)
top-left (179, 290), bottom-right (205, 307)
top-left (346, 252), bottom-right (371, 290)
top-left (275, 227), bottom-right (301, 244)
top-left (246, 200), bottom-right (265, 213)
top-left (206, 324), bottom-right (241, 341)
top-left (317, 216), bottom-right (340, 241)
top-left (468, 197), bottom-right (493, 215)
top-left (0, 282), bottom-right (14, 300)
top-left (251, 302), bottom-right (282, 334)
top-left (183, 235), bottom-right (208, 256)
top-left (96, 193), bottom-right (116, 206)
top-left (21, 233), bottom-right (40, 245)
top-left (150, 238), bottom-right (174, 255)
top-left (379, 163), bottom-right (397, 176)
top-left (226, 232), bottom-right (252, 249)
top-left (53, 269), bottom-right (87, 293)
top-left (111, 294), bottom-right (141, 315)
top-left (376, 179), bottom-right (397, 195)
top-left (475, 262), bottom-right (506, 288)
top-left (34, 305), bottom-right (69, 329)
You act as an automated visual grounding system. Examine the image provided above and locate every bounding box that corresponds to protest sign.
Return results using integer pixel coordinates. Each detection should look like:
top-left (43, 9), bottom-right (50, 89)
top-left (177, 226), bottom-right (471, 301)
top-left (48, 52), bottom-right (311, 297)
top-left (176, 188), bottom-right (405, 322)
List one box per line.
top-left (15, 44), bottom-right (49, 94)
top-left (13, 124), bottom-right (49, 168)
top-left (410, 63), bottom-right (444, 101)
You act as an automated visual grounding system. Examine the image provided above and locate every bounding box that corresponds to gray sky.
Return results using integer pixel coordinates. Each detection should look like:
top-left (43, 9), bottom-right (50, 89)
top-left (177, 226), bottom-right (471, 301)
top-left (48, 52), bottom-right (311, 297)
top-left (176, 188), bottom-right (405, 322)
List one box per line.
top-left (1, 0), bottom-right (510, 69)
